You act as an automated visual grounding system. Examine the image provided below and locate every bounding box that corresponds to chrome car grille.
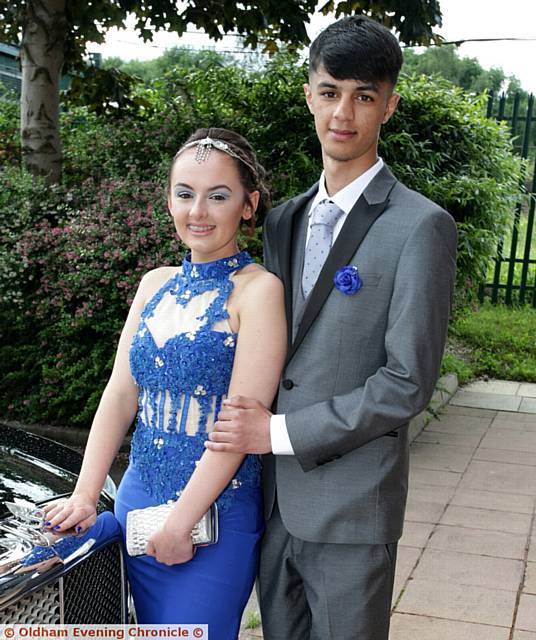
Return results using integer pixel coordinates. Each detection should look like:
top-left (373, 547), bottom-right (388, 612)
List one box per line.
top-left (0, 541), bottom-right (126, 624)
top-left (1, 583), bottom-right (60, 624)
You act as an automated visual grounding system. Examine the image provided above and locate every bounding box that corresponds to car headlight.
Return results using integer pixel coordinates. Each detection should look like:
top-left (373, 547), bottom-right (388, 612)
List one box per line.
top-left (102, 474), bottom-right (117, 500)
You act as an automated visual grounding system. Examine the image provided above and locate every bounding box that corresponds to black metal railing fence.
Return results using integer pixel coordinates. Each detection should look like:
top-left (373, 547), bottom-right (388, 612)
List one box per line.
top-left (479, 92), bottom-right (536, 306)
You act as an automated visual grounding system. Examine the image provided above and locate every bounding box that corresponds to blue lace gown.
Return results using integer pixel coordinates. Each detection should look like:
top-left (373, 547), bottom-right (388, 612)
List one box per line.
top-left (114, 251), bottom-right (264, 637)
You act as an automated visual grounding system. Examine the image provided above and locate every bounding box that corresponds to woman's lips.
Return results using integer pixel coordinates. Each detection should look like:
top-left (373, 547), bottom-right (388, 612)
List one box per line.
top-left (187, 224), bottom-right (216, 235)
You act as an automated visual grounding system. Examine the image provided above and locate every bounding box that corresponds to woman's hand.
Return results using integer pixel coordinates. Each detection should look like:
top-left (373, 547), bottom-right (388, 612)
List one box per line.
top-left (42, 492), bottom-right (97, 535)
top-left (146, 520), bottom-right (195, 565)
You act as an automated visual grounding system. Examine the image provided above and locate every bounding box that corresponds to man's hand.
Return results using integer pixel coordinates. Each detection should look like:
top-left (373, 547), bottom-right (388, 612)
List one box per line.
top-left (205, 396), bottom-right (272, 454)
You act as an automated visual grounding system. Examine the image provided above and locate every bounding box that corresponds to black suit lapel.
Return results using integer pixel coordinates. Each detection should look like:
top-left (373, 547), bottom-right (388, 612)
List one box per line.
top-left (286, 189), bottom-right (391, 365)
top-left (274, 185), bottom-right (318, 347)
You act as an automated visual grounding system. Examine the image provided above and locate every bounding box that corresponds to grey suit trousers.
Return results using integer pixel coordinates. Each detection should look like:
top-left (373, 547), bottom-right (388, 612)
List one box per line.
top-left (258, 505), bottom-right (398, 640)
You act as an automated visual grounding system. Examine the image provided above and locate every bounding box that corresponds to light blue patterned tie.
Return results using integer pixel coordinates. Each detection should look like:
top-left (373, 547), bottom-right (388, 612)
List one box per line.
top-left (302, 199), bottom-right (345, 297)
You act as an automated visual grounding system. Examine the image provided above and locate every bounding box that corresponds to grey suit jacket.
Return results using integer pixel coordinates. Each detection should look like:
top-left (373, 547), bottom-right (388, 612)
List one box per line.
top-left (262, 165), bottom-right (457, 544)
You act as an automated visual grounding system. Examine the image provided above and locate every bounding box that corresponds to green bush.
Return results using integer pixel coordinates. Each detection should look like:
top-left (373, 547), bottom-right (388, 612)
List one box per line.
top-left (381, 74), bottom-right (523, 297)
top-left (0, 57), bottom-right (524, 427)
top-left (0, 177), bottom-right (179, 424)
top-left (0, 85), bottom-right (20, 166)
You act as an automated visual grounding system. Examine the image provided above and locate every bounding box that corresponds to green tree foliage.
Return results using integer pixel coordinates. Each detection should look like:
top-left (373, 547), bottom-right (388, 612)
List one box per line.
top-left (0, 0), bottom-right (443, 182)
top-left (0, 55), bottom-right (522, 426)
top-left (101, 47), bottom-right (234, 83)
top-left (402, 44), bottom-right (535, 162)
top-left (402, 45), bottom-right (528, 99)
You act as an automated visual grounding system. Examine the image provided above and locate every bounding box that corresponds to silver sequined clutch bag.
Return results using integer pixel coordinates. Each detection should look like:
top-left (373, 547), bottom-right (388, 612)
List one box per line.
top-left (126, 501), bottom-right (218, 557)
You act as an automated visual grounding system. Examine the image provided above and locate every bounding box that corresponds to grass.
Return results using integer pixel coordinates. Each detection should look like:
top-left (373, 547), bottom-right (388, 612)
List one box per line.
top-left (442, 302), bottom-right (536, 383)
top-left (244, 611), bottom-right (261, 630)
top-left (440, 351), bottom-right (474, 385)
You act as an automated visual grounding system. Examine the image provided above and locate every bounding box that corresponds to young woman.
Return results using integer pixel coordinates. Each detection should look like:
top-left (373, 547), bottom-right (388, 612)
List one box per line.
top-left (44, 128), bottom-right (287, 637)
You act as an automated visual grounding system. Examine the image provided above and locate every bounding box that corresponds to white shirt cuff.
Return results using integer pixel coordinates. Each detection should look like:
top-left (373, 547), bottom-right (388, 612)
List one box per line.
top-left (270, 414), bottom-right (295, 455)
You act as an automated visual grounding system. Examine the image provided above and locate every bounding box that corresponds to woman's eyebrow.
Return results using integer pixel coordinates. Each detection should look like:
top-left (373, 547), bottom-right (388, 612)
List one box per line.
top-left (173, 182), bottom-right (232, 191)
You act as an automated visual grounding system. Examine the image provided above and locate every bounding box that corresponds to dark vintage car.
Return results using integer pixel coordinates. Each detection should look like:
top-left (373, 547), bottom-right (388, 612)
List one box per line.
top-left (0, 422), bottom-right (128, 623)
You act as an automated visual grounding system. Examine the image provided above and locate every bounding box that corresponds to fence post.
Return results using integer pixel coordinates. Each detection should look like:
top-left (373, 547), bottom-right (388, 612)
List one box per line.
top-left (519, 113), bottom-right (536, 306)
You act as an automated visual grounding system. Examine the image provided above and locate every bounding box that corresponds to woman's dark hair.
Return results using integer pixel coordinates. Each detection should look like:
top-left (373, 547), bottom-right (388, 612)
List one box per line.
top-left (309, 16), bottom-right (403, 87)
top-left (168, 127), bottom-right (271, 230)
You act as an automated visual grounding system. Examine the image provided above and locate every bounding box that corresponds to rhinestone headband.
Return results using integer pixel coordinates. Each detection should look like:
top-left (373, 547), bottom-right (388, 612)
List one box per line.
top-left (175, 137), bottom-right (257, 176)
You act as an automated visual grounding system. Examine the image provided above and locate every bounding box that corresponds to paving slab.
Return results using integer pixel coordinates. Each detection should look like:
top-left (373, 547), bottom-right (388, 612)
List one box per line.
top-left (519, 398), bottom-right (536, 413)
top-left (396, 577), bottom-right (517, 626)
top-left (389, 613), bottom-right (509, 640)
top-left (490, 419), bottom-right (536, 433)
top-left (415, 429), bottom-right (483, 447)
top-left (479, 430), bottom-right (536, 453)
top-left (529, 538), bottom-right (536, 563)
top-left (464, 380), bottom-right (521, 395)
top-left (451, 488), bottom-right (535, 514)
top-left (445, 405), bottom-right (498, 418)
top-left (439, 504), bottom-right (532, 535)
top-left (474, 447), bottom-right (536, 467)
top-left (410, 442), bottom-right (474, 473)
top-left (514, 632), bottom-right (536, 640)
top-left (496, 410), bottom-right (536, 423)
top-left (428, 525), bottom-right (527, 559)
top-left (412, 548), bottom-right (524, 591)
top-left (404, 498), bottom-right (445, 524)
top-left (525, 562), bottom-right (536, 595)
top-left (516, 593), bottom-right (536, 632)
top-left (451, 390), bottom-right (522, 411)
top-left (459, 459), bottom-right (536, 495)
top-left (399, 521), bottom-right (435, 548)
top-left (409, 467), bottom-right (461, 488)
top-left (519, 383), bottom-right (536, 398)
top-left (239, 628), bottom-right (263, 640)
top-left (392, 546), bottom-right (421, 605)
top-left (425, 415), bottom-right (492, 433)
top-left (406, 485), bottom-right (455, 504)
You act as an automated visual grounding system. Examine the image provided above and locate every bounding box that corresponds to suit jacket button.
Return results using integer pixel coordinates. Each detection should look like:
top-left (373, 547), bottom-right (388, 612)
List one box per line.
top-left (282, 379), bottom-right (294, 390)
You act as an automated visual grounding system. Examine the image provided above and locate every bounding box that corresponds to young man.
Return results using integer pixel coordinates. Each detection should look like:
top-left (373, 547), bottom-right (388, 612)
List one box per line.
top-left (206, 15), bottom-right (457, 640)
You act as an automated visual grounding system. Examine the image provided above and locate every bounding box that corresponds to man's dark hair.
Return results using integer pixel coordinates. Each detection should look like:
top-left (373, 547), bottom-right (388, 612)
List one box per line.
top-left (309, 15), bottom-right (403, 86)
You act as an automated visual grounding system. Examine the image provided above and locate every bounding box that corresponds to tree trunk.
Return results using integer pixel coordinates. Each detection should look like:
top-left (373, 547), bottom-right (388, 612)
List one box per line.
top-left (20, 0), bottom-right (67, 184)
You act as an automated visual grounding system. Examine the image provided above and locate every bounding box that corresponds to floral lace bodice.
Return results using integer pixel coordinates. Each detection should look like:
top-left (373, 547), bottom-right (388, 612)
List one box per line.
top-left (128, 251), bottom-right (261, 510)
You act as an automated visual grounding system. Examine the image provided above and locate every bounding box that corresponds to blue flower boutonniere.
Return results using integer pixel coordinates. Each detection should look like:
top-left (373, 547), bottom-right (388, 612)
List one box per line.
top-left (334, 265), bottom-right (362, 295)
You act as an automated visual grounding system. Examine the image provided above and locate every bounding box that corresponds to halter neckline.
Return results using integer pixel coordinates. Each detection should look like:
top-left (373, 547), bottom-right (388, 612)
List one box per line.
top-left (182, 250), bottom-right (254, 281)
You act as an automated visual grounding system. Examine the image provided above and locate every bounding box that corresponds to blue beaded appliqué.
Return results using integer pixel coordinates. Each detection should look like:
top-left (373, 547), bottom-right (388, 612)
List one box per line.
top-left (129, 251), bottom-right (262, 512)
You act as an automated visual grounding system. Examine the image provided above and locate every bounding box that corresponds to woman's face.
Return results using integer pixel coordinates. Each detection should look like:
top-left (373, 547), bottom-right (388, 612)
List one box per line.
top-left (168, 147), bottom-right (259, 263)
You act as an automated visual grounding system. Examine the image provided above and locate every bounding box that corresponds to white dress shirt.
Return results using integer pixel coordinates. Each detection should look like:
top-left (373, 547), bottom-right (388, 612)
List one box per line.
top-left (270, 158), bottom-right (384, 455)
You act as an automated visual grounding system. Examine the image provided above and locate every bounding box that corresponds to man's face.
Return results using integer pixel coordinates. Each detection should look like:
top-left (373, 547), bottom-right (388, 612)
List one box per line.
top-left (304, 66), bottom-right (399, 171)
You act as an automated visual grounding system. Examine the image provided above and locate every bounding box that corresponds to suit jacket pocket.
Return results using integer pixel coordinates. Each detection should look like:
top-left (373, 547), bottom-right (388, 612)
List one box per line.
top-left (359, 272), bottom-right (382, 288)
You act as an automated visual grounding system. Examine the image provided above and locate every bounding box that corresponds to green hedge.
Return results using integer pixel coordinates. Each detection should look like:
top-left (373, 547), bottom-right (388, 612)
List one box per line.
top-left (0, 56), bottom-right (523, 426)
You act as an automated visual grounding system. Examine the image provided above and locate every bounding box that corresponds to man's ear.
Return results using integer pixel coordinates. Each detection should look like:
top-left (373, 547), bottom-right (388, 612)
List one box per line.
top-left (382, 92), bottom-right (400, 124)
top-left (303, 83), bottom-right (314, 113)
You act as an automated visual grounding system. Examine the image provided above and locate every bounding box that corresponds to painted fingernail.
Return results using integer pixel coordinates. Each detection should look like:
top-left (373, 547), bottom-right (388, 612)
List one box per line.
top-left (45, 521), bottom-right (51, 527)
top-left (54, 525), bottom-right (61, 530)
top-left (76, 526), bottom-right (82, 533)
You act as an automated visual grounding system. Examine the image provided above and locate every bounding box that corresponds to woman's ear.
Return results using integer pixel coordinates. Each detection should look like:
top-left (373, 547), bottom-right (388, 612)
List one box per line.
top-left (243, 190), bottom-right (260, 220)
